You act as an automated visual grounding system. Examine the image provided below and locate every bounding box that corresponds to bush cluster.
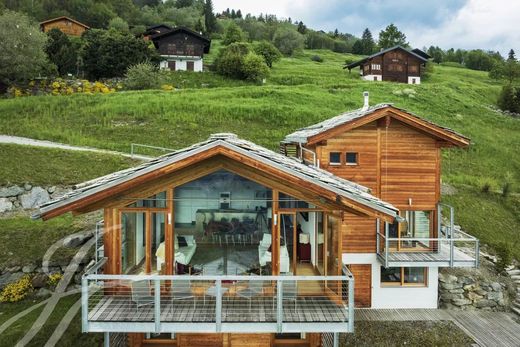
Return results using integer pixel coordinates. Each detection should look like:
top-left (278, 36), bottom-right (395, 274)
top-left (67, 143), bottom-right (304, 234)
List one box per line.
top-left (215, 43), bottom-right (268, 82)
top-left (497, 84), bottom-right (520, 114)
top-left (0, 275), bottom-right (33, 302)
top-left (124, 62), bottom-right (163, 90)
top-left (7, 79), bottom-right (119, 97)
top-left (47, 272), bottom-right (63, 287)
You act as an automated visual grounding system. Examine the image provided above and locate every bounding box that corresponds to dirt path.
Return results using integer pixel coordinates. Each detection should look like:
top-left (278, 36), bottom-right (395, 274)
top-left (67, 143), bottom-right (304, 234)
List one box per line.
top-left (0, 134), bottom-right (151, 161)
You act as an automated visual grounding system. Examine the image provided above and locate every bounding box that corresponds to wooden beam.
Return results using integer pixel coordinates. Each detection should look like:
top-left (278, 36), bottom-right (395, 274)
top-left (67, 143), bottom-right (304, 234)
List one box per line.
top-left (272, 190), bottom-right (279, 275)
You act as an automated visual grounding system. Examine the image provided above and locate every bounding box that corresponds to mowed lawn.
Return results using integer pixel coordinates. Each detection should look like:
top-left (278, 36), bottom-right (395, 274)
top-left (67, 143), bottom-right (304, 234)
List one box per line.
top-left (0, 49), bottom-right (518, 258)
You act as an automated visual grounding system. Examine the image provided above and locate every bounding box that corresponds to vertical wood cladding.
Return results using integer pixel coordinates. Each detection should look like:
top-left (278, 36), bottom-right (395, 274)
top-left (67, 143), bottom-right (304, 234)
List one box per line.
top-left (360, 47), bottom-right (423, 82)
top-left (349, 264), bottom-right (372, 307)
top-left (41, 19), bottom-right (87, 36)
top-left (155, 33), bottom-right (206, 57)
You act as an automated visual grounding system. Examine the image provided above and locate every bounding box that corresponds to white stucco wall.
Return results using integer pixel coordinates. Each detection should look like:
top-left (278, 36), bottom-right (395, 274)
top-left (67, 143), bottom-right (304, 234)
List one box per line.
top-left (408, 76), bottom-right (421, 84)
top-left (159, 58), bottom-right (203, 72)
top-left (343, 253), bottom-right (438, 309)
top-left (362, 74), bottom-right (382, 81)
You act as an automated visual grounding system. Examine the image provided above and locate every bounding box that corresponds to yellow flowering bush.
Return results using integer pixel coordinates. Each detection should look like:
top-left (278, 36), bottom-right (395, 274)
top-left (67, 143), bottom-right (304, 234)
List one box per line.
top-left (161, 84), bottom-right (174, 91)
top-left (0, 275), bottom-right (33, 302)
top-left (8, 78), bottom-right (119, 98)
top-left (47, 273), bottom-right (63, 287)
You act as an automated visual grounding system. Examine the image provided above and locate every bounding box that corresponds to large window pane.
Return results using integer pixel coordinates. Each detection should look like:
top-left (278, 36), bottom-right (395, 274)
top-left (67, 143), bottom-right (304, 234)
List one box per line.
top-left (121, 212), bottom-right (146, 274)
top-left (152, 213), bottom-right (166, 273)
top-left (380, 267), bottom-right (401, 284)
top-left (404, 267), bottom-right (426, 285)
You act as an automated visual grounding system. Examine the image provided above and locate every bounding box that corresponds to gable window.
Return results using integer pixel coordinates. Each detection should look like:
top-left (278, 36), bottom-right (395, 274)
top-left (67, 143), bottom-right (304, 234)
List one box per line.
top-left (345, 152), bottom-right (358, 165)
top-left (371, 64), bottom-right (381, 70)
top-left (329, 152), bottom-right (341, 165)
top-left (381, 267), bottom-right (427, 286)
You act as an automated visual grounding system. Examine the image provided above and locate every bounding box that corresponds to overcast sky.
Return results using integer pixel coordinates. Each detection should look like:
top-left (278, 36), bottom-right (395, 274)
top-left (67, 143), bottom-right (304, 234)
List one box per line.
top-left (213, 0), bottom-right (519, 55)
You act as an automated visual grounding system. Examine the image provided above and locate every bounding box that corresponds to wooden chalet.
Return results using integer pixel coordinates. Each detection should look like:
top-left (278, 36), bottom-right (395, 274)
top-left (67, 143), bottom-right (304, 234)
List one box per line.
top-left (143, 24), bottom-right (173, 41)
top-left (345, 46), bottom-right (428, 84)
top-left (151, 27), bottom-right (211, 72)
top-left (39, 16), bottom-right (89, 36)
top-left (282, 93), bottom-right (477, 308)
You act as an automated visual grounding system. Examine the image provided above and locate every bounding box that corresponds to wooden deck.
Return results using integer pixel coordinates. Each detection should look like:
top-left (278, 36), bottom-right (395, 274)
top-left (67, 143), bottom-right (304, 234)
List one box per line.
top-left (384, 246), bottom-right (476, 265)
top-left (356, 309), bottom-right (520, 347)
top-left (89, 296), bottom-right (347, 324)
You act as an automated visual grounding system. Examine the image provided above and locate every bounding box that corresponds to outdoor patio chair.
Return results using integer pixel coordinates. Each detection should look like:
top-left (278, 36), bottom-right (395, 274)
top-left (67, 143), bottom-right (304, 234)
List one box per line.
top-left (170, 279), bottom-right (196, 308)
top-left (236, 278), bottom-right (265, 311)
top-left (130, 280), bottom-right (155, 312)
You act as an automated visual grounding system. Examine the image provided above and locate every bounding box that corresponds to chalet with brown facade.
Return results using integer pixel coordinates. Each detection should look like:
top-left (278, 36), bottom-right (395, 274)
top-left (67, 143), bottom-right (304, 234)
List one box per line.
top-left (34, 94), bottom-right (478, 347)
top-left (39, 16), bottom-right (89, 36)
top-left (143, 24), bottom-right (173, 41)
top-left (151, 27), bottom-right (211, 72)
top-left (346, 46), bottom-right (428, 84)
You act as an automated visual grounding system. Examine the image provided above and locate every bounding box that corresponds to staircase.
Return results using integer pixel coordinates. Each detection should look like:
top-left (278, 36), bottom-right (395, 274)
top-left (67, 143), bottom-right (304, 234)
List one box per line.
top-left (506, 266), bottom-right (520, 317)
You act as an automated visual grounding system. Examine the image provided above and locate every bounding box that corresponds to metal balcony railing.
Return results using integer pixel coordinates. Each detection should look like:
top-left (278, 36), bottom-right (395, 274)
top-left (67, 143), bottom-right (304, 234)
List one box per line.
top-left (376, 204), bottom-right (479, 268)
top-left (81, 266), bottom-right (354, 334)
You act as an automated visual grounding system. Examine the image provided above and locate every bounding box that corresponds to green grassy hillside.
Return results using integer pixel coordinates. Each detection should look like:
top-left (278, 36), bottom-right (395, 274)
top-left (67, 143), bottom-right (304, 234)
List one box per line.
top-left (0, 49), bottom-right (518, 257)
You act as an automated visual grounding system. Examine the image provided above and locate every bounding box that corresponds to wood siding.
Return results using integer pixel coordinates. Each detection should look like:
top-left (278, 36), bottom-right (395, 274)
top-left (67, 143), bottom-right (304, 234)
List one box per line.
top-left (41, 19), bottom-right (87, 36)
top-left (360, 48), bottom-right (423, 83)
top-left (155, 33), bottom-right (207, 57)
top-left (349, 264), bottom-right (372, 308)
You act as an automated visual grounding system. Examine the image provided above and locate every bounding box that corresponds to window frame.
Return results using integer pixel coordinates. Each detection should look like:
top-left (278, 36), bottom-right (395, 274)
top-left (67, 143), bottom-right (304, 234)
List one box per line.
top-left (380, 266), bottom-right (428, 287)
top-left (328, 152), bottom-right (342, 166)
top-left (345, 152), bottom-right (359, 166)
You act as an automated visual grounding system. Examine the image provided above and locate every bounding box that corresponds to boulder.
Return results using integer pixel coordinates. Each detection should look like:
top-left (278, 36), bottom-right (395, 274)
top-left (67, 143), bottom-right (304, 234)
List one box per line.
top-left (441, 293), bottom-right (464, 301)
top-left (475, 299), bottom-right (497, 308)
top-left (0, 185), bottom-right (24, 198)
top-left (491, 282), bottom-right (501, 291)
top-left (463, 283), bottom-right (477, 291)
top-left (31, 273), bottom-right (49, 288)
top-left (452, 298), bottom-right (472, 306)
top-left (449, 288), bottom-right (465, 294)
top-left (439, 273), bottom-right (458, 284)
top-left (35, 288), bottom-right (53, 298)
top-left (24, 183), bottom-right (32, 191)
top-left (0, 198), bottom-right (13, 213)
top-left (22, 264), bottom-right (37, 273)
top-left (466, 292), bottom-right (483, 301)
top-left (0, 272), bottom-right (24, 290)
top-left (20, 187), bottom-right (50, 209)
top-left (47, 186), bottom-right (56, 194)
top-left (441, 282), bottom-right (462, 290)
top-left (474, 288), bottom-right (488, 296)
top-left (487, 291), bottom-right (503, 301)
top-left (64, 233), bottom-right (92, 248)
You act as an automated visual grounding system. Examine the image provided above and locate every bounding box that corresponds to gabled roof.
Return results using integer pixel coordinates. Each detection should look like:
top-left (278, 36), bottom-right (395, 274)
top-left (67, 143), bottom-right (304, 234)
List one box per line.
top-left (283, 104), bottom-right (470, 147)
top-left (412, 48), bottom-right (432, 60)
top-left (345, 45), bottom-right (428, 70)
top-left (39, 16), bottom-right (90, 29)
top-left (143, 24), bottom-right (172, 36)
top-left (35, 134), bottom-right (398, 221)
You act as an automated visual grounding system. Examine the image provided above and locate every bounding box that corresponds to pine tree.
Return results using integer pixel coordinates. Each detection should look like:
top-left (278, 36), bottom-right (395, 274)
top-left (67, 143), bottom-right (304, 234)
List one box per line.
top-left (333, 28), bottom-right (339, 38)
top-left (508, 49), bottom-right (516, 61)
top-left (378, 24), bottom-right (408, 49)
top-left (352, 40), bottom-right (363, 55)
top-left (236, 9), bottom-right (242, 19)
top-left (360, 28), bottom-right (375, 55)
top-left (204, 0), bottom-right (217, 34)
top-left (297, 21), bottom-right (306, 34)
top-left (231, 9), bottom-right (236, 19)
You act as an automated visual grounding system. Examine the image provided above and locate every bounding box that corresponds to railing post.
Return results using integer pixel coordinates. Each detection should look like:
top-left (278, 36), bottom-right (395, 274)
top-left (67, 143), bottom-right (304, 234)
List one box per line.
top-left (81, 276), bottom-right (89, 332)
top-left (216, 279), bottom-right (222, 332)
top-left (154, 279), bottom-right (161, 333)
top-left (348, 276), bottom-right (354, 332)
top-left (333, 332), bottom-right (339, 347)
top-left (437, 203), bottom-right (442, 236)
top-left (376, 219), bottom-right (380, 255)
top-left (384, 222), bottom-right (389, 268)
top-left (475, 240), bottom-right (480, 268)
top-left (449, 239), bottom-right (454, 267)
top-left (104, 332), bottom-right (110, 347)
top-left (449, 205), bottom-right (454, 237)
top-left (276, 280), bottom-right (283, 333)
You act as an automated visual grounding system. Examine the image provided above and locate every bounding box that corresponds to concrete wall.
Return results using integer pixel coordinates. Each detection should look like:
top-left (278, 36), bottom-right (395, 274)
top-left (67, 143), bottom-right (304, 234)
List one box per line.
top-left (408, 76), bottom-right (421, 84)
top-left (362, 74), bottom-right (382, 81)
top-left (159, 58), bottom-right (203, 72)
top-left (343, 253), bottom-right (438, 309)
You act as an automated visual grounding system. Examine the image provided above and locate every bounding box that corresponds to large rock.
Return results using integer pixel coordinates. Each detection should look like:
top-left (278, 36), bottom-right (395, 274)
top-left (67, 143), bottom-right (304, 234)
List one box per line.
top-left (64, 233), bottom-right (92, 248)
top-left (466, 291), bottom-right (483, 301)
top-left (0, 198), bottom-right (13, 213)
top-left (449, 288), bottom-right (465, 294)
top-left (441, 293), bottom-right (464, 301)
top-left (487, 291), bottom-right (503, 301)
top-left (20, 187), bottom-right (50, 209)
top-left (22, 264), bottom-right (37, 273)
top-left (31, 273), bottom-right (49, 288)
top-left (441, 282), bottom-right (462, 290)
top-left (35, 288), bottom-right (52, 298)
top-left (0, 272), bottom-right (24, 290)
top-left (439, 273), bottom-right (458, 284)
top-left (0, 185), bottom-right (24, 198)
top-left (475, 299), bottom-right (497, 308)
top-left (491, 282), bottom-right (501, 291)
top-left (452, 298), bottom-right (472, 306)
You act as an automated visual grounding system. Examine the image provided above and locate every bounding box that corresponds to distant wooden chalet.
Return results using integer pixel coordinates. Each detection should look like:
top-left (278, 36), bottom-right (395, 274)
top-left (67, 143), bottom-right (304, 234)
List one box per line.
top-left (151, 27), bottom-right (211, 72)
top-left (143, 24), bottom-right (173, 41)
top-left (39, 16), bottom-right (89, 36)
top-left (345, 46), bottom-right (428, 84)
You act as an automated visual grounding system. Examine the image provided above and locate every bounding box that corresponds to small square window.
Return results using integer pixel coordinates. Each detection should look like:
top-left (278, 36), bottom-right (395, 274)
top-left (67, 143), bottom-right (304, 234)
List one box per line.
top-left (346, 152), bottom-right (358, 165)
top-left (329, 152), bottom-right (341, 165)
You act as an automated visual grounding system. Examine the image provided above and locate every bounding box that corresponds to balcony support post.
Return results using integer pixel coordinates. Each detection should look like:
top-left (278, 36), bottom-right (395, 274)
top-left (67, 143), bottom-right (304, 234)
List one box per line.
top-left (154, 280), bottom-right (161, 332)
top-left (475, 240), bottom-right (480, 268)
top-left (276, 280), bottom-right (283, 333)
top-left (81, 276), bottom-right (88, 333)
top-left (348, 276), bottom-right (354, 332)
top-left (216, 279), bottom-right (222, 332)
top-left (104, 332), bottom-right (110, 347)
top-left (376, 218), bottom-right (380, 255)
top-left (384, 222), bottom-right (389, 268)
top-left (449, 205), bottom-right (454, 237)
top-left (449, 239), bottom-right (454, 267)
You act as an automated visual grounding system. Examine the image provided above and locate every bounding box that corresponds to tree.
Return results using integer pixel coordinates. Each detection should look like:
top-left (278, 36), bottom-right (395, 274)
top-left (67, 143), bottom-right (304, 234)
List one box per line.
top-left (236, 10), bottom-right (242, 19)
top-left (360, 28), bottom-right (375, 55)
top-left (175, 0), bottom-right (193, 8)
top-left (124, 62), bottom-right (161, 90)
top-left (508, 49), bottom-right (516, 61)
top-left (504, 54), bottom-right (520, 83)
top-left (378, 23), bottom-right (408, 49)
top-left (253, 40), bottom-right (282, 68)
top-left (81, 29), bottom-right (158, 79)
top-left (242, 52), bottom-right (269, 82)
top-left (0, 10), bottom-right (52, 91)
top-left (427, 46), bottom-right (445, 63)
top-left (194, 18), bottom-right (204, 33)
top-left (203, 0), bottom-right (217, 34)
top-left (333, 28), bottom-right (339, 38)
top-left (352, 40), bottom-right (363, 55)
top-left (497, 84), bottom-right (519, 113)
top-left (215, 42), bottom-right (249, 78)
top-left (45, 29), bottom-right (78, 76)
top-left (273, 27), bottom-right (304, 56)
top-left (297, 21), bottom-right (307, 34)
top-left (222, 21), bottom-right (245, 45)
top-left (108, 16), bottom-right (129, 32)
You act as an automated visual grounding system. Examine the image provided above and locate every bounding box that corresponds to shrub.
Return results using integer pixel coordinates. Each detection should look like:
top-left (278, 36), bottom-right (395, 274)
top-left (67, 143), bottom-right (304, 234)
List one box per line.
top-left (47, 272), bottom-right (63, 287)
top-left (222, 21), bottom-right (245, 45)
top-left (273, 27), bottom-right (304, 56)
top-left (124, 62), bottom-right (162, 90)
top-left (215, 42), bottom-right (250, 79)
top-left (253, 41), bottom-right (281, 68)
top-left (495, 242), bottom-right (512, 273)
top-left (497, 84), bottom-right (520, 113)
top-left (242, 52), bottom-right (269, 82)
top-left (481, 182), bottom-right (491, 193)
top-left (0, 275), bottom-right (33, 302)
top-left (310, 55), bottom-right (323, 63)
top-left (108, 17), bottom-right (129, 32)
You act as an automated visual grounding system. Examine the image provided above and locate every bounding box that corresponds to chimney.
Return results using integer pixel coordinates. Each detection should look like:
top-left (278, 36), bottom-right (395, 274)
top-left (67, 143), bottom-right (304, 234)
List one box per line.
top-left (362, 91), bottom-right (369, 111)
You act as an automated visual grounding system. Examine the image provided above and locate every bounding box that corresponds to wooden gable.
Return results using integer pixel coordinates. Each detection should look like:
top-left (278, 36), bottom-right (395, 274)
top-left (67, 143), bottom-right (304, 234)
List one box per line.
top-left (40, 16), bottom-right (89, 36)
top-left (152, 27), bottom-right (211, 57)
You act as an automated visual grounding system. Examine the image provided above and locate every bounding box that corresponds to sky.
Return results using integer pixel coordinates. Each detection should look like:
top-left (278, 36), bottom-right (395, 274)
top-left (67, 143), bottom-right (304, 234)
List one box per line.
top-left (213, 0), bottom-right (520, 55)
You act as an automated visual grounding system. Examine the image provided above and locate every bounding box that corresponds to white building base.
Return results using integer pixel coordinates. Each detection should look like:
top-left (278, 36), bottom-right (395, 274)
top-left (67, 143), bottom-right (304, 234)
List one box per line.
top-left (408, 76), bottom-right (421, 84)
top-left (343, 253), bottom-right (438, 309)
top-left (159, 58), bottom-right (203, 72)
top-left (362, 74), bottom-right (382, 81)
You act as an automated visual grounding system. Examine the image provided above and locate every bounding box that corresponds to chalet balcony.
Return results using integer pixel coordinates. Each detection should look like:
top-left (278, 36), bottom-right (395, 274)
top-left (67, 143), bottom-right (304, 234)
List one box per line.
top-left (81, 265), bottom-right (354, 334)
top-left (376, 204), bottom-right (480, 268)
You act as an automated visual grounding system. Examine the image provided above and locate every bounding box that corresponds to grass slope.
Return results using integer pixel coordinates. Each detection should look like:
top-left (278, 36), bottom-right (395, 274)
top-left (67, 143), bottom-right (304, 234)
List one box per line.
top-left (0, 48), bottom-right (518, 256)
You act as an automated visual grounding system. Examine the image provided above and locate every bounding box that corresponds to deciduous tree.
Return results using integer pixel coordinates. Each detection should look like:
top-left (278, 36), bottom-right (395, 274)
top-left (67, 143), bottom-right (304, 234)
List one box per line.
top-left (253, 40), bottom-right (281, 68)
top-left (378, 23), bottom-right (408, 49)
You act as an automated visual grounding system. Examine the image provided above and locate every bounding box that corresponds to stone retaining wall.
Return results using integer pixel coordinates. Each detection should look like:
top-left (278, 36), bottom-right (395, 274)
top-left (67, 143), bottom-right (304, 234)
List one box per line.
top-left (0, 184), bottom-right (71, 212)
